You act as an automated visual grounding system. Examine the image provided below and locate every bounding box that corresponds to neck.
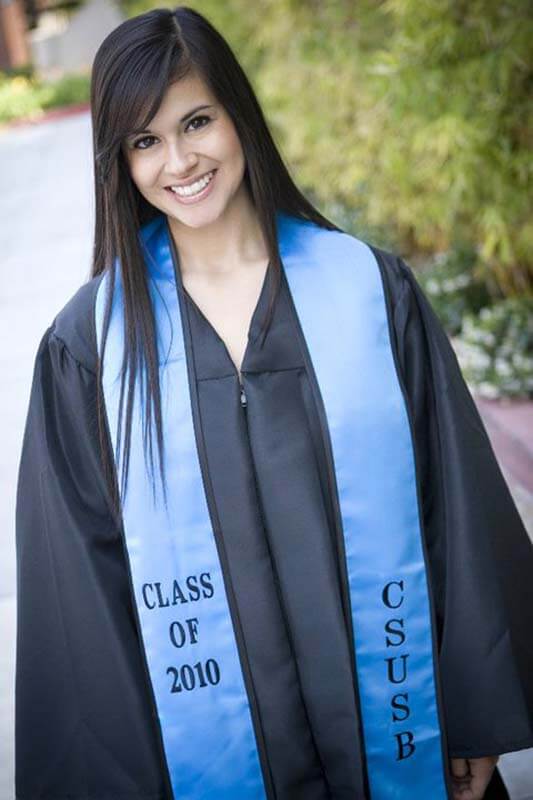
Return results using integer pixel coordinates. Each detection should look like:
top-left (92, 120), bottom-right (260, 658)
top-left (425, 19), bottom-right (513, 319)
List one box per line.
top-left (166, 183), bottom-right (268, 276)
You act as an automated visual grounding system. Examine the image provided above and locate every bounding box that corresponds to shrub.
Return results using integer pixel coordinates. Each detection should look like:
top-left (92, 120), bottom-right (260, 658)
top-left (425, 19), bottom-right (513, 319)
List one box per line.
top-left (0, 70), bottom-right (89, 125)
top-left (454, 298), bottom-right (533, 399)
top-left (418, 244), bottom-right (491, 336)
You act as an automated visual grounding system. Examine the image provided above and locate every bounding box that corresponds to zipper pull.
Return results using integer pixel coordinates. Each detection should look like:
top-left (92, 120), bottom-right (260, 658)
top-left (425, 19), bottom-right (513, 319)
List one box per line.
top-left (240, 384), bottom-right (247, 408)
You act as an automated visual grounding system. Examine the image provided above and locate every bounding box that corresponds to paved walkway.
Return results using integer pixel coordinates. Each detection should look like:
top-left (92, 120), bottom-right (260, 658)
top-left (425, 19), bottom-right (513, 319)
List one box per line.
top-left (0, 109), bottom-right (532, 799)
top-left (476, 397), bottom-right (533, 494)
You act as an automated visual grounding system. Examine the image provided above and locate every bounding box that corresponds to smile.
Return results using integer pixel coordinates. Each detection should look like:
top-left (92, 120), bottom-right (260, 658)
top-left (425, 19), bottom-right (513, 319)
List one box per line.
top-left (165, 169), bottom-right (217, 204)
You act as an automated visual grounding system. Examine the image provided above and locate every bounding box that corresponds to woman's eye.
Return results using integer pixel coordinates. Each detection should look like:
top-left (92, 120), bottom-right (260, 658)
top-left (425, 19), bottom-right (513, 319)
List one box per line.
top-left (131, 116), bottom-right (210, 149)
top-left (185, 115), bottom-right (211, 132)
top-left (133, 135), bottom-right (158, 150)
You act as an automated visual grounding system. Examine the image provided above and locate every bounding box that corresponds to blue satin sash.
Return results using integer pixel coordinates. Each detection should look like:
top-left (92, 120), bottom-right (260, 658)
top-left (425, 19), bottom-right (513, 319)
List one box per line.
top-left (277, 214), bottom-right (450, 799)
top-left (95, 211), bottom-right (450, 799)
top-left (95, 219), bottom-right (266, 800)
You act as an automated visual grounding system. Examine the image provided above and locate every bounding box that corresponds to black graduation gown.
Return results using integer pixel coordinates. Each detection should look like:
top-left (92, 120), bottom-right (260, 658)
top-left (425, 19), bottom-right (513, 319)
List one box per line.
top-left (15, 244), bottom-right (532, 799)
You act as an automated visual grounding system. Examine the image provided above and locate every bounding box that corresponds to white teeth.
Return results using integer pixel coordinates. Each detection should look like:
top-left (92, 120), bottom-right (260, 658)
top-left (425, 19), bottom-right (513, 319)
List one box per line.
top-left (170, 170), bottom-right (215, 197)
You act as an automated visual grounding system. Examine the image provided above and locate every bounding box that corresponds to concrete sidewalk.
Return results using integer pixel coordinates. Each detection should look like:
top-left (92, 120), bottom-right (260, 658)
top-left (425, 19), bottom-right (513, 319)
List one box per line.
top-left (1, 108), bottom-right (532, 800)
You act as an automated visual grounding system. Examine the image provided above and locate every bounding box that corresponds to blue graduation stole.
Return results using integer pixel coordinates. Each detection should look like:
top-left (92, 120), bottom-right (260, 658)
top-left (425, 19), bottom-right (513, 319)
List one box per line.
top-left (95, 211), bottom-right (450, 799)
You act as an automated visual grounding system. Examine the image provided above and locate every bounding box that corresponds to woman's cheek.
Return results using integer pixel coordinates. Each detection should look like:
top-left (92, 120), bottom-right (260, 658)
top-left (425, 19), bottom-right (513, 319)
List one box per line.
top-left (130, 160), bottom-right (159, 199)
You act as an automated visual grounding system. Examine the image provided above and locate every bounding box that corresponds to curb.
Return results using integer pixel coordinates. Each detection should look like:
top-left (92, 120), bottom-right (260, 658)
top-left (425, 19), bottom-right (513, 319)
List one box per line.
top-left (1, 102), bottom-right (90, 132)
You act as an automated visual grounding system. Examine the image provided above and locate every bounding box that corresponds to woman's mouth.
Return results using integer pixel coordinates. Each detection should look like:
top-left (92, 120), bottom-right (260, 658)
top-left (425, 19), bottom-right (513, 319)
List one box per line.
top-left (165, 169), bottom-right (217, 205)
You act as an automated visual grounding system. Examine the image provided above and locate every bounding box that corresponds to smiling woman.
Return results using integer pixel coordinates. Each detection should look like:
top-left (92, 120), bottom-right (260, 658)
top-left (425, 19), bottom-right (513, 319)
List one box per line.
top-left (14, 5), bottom-right (533, 800)
top-left (121, 74), bottom-right (245, 221)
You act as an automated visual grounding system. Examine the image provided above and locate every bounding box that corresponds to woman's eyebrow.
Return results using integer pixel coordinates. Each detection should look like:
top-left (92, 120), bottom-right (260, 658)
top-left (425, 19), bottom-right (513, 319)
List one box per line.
top-left (179, 103), bottom-right (216, 123)
top-left (130, 104), bottom-right (216, 137)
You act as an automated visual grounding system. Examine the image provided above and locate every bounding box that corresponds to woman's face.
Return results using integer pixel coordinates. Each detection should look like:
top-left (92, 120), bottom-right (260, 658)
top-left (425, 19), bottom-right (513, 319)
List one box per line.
top-left (123, 72), bottom-right (247, 229)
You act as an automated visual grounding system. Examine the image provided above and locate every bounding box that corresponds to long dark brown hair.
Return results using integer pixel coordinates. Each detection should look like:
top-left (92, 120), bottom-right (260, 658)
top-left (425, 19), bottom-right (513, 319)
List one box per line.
top-left (90, 5), bottom-right (342, 520)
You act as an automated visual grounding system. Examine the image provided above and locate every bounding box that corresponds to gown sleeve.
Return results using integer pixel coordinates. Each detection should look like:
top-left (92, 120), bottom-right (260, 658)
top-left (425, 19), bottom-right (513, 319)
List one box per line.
top-left (389, 257), bottom-right (533, 759)
top-left (15, 323), bottom-right (167, 799)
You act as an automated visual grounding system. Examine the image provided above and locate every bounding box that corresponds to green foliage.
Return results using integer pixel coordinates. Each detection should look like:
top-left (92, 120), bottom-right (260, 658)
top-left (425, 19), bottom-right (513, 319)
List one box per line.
top-left (0, 75), bottom-right (42, 123)
top-left (0, 70), bottom-right (90, 125)
top-left (360, 0), bottom-right (533, 297)
top-left (41, 72), bottom-right (91, 109)
top-left (417, 244), bottom-right (491, 336)
top-left (454, 298), bottom-right (533, 399)
top-left (1, 63), bottom-right (34, 80)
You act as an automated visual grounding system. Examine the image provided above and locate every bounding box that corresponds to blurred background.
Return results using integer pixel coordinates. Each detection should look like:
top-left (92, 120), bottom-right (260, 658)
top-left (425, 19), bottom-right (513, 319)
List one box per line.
top-left (1, 0), bottom-right (532, 797)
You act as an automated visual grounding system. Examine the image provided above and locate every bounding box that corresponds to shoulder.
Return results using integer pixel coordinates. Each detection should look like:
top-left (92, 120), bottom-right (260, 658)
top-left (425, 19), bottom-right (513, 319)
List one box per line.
top-left (280, 214), bottom-right (416, 304)
top-left (364, 242), bottom-right (417, 311)
top-left (47, 274), bottom-right (105, 374)
top-left (331, 230), bottom-right (430, 357)
top-left (330, 224), bottom-right (418, 313)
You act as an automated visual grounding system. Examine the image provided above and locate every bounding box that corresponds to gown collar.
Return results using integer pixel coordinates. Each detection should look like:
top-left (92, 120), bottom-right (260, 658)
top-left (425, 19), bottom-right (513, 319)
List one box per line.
top-left (137, 211), bottom-right (304, 380)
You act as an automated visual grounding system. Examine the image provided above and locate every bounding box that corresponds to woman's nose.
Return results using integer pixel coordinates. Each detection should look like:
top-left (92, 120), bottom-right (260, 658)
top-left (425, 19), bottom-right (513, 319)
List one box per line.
top-left (164, 140), bottom-right (198, 176)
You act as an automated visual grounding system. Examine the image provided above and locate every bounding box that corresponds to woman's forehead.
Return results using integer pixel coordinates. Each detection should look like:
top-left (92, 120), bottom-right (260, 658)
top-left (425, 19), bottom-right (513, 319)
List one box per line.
top-left (139, 73), bottom-right (216, 128)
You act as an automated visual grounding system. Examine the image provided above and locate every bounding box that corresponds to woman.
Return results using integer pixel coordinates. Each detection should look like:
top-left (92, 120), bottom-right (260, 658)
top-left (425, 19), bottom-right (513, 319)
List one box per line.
top-left (15, 6), bottom-right (533, 800)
